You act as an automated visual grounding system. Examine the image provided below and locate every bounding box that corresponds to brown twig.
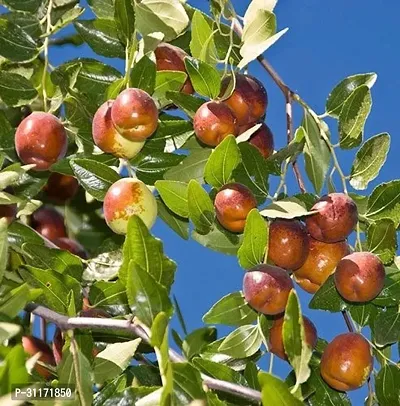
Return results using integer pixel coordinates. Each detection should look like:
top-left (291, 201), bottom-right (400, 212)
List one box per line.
top-left (25, 303), bottom-right (262, 403)
top-left (341, 310), bottom-right (355, 332)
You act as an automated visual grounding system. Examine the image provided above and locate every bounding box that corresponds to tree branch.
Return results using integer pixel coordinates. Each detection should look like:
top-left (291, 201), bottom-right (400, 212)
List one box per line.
top-left (25, 303), bottom-right (262, 403)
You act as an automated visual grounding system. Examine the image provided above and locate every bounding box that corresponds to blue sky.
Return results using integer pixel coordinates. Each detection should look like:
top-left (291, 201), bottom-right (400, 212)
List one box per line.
top-left (46, 0), bottom-right (400, 403)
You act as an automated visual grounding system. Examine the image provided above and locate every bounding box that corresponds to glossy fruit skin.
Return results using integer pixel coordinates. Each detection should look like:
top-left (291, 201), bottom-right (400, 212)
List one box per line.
top-left (55, 237), bottom-right (88, 259)
top-left (111, 88), bottom-right (158, 142)
top-left (306, 193), bottom-right (358, 243)
top-left (321, 333), bottom-right (373, 391)
top-left (93, 101), bottom-right (145, 158)
top-left (240, 122), bottom-right (274, 158)
top-left (214, 183), bottom-right (257, 233)
top-left (44, 173), bottom-right (79, 204)
top-left (334, 252), bottom-right (385, 302)
top-left (221, 74), bottom-right (268, 126)
top-left (193, 101), bottom-right (239, 147)
top-left (31, 206), bottom-right (67, 242)
top-left (268, 315), bottom-right (318, 360)
top-left (22, 336), bottom-right (56, 379)
top-left (293, 237), bottom-right (350, 293)
top-left (15, 112), bottom-right (68, 171)
top-left (243, 264), bottom-right (294, 315)
top-left (268, 220), bottom-right (310, 270)
top-left (103, 178), bottom-right (157, 235)
top-left (154, 43), bottom-right (194, 94)
top-left (0, 203), bottom-right (17, 224)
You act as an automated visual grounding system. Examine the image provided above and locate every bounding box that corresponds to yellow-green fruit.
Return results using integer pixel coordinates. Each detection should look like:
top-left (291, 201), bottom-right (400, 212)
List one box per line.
top-left (103, 178), bottom-right (157, 234)
top-left (92, 101), bottom-right (145, 159)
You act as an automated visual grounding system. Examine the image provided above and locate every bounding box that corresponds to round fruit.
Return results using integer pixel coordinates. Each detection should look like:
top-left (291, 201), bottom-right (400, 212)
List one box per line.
top-left (320, 333), bottom-right (373, 391)
top-left (92, 100), bottom-right (145, 159)
top-left (268, 219), bottom-right (309, 270)
top-left (193, 101), bottom-right (239, 147)
top-left (306, 193), bottom-right (358, 243)
top-left (243, 264), bottom-right (293, 315)
top-left (31, 206), bottom-right (67, 242)
top-left (268, 315), bottom-right (318, 360)
top-left (15, 112), bottom-right (68, 171)
top-left (221, 74), bottom-right (268, 126)
top-left (22, 335), bottom-right (56, 379)
top-left (103, 178), bottom-right (157, 234)
top-left (44, 173), bottom-right (79, 204)
top-left (111, 88), bottom-right (158, 142)
top-left (293, 237), bottom-right (350, 293)
top-left (154, 43), bottom-right (194, 94)
top-left (334, 252), bottom-right (385, 302)
top-left (214, 183), bottom-right (257, 233)
top-left (240, 122), bottom-right (274, 158)
top-left (55, 237), bottom-right (88, 259)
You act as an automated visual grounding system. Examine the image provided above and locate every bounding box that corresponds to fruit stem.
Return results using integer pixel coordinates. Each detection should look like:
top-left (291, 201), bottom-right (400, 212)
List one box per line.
top-left (41, 0), bottom-right (53, 112)
top-left (124, 33), bottom-right (137, 89)
top-left (341, 310), bottom-right (355, 332)
top-left (356, 222), bottom-right (363, 251)
top-left (273, 158), bottom-right (290, 199)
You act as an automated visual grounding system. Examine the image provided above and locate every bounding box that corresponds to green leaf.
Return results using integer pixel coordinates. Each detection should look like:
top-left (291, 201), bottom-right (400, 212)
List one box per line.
top-left (185, 58), bottom-right (221, 99)
top-left (203, 291), bottom-right (258, 326)
top-left (302, 114), bottom-right (331, 194)
top-left (22, 243), bottom-right (83, 281)
top-left (375, 365), bottom-right (400, 406)
top-left (74, 19), bottom-right (125, 58)
top-left (372, 270), bottom-right (400, 307)
top-left (133, 152), bottom-right (185, 185)
top-left (283, 291), bottom-right (312, 390)
top-left (307, 366), bottom-right (351, 406)
top-left (84, 250), bottom-right (122, 283)
top-left (347, 303), bottom-right (376, 328)
top-left (0, 283), bottom-right (32, 319)
top-left (126, 261), bottom-right (173, 328)
top-left (135, 0), bottom-right (189, 42)
top-left (218, 325), bottom-right (262, 358)
top-left (119, 215), bottom-right (176, 289)
top-left (239, 9), bottom-right (287, 69)
top-left (7, 221), bottom-right (43, 248)
top-left (204, 135), bottom-right (241, 188)
top-left (192, 358), bottom-right (249, 387)
top-left (0, 111), bottom-right (17, 160)
top-left (0, 219), bottom-right (7, 285)
top-left (233, 142), bottom-right (270, 204)
top-left (372, 306), bottom-right (400, 346)
top-left (309, 275), bottom-right (346, 312)
top-left (151, 312), bottom-right (173, 404)
top-left (0, 71), bottom-right (37, 107)
top-left (172, 362), bottom-right (207, 404)
top-left (0, 322), bottom-right (20, 343)
top-left (70, 158), bottom-right (120, 201)
top-left (182, 327), bottom-right (217, 360)
top-left (326, 73), bottom-right (377, 117)
top-left (258, 372), bottom-right (303, 406)
top-left (244, 361), bottom-right (261, 391)
top-left (349, 133), bottom-right (390, 190)
top-left (114, 0), bottom-right (135, 43)
top-left (190, 10), bottom-right (217, 64)
top-left (367, 219), bottom-right (397, 264)
top-left (19, 265), bottom-right (81, 314)
top-left (157, 198), bottom-right (189, 240)
top-left (2, 0), bottom-right (42, 12)
top-left (260, 197), bottom-right (315, 219)
top-left (365, 180), bottom-right (400, 226)
top-left (155, 180), bottom-right (188, 218)
top-left (130, 55), bottom-right (156, 94)
top-left (153, 71), bottom-right (187, 107)
top-left (0, 18), bottom-right (38, 62)
top-left (88, 0), bottom-right (114, 19)
top-left (89, 280), bottom-right (129, 317)
top-left (187, 179), bottom-right (215, 234)
top-left (237, 209), bottom-right (268, 269)
top-left (58, 343), bottom-right (93, 406)
top-left (338, 85), bottom-right (372, 149)
top-left (94, 339), bottom-right (141, 384)
top-left (166, 91), bottom-right (205, 118)
top-left (192, 224), bottom-right (242, 255)
top-left (164, 149), bottom-right (211, 184)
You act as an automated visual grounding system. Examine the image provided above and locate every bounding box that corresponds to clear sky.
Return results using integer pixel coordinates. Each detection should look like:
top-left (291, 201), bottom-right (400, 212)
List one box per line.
top-left (47, 0), bottom-right (400, 403)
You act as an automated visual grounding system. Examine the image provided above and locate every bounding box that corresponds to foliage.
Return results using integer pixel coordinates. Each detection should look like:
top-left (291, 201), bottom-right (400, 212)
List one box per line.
top-left (0, 0), bottom-right (398, 405)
